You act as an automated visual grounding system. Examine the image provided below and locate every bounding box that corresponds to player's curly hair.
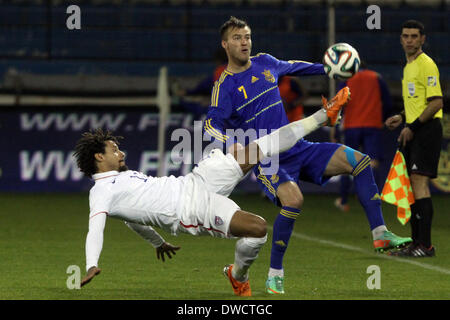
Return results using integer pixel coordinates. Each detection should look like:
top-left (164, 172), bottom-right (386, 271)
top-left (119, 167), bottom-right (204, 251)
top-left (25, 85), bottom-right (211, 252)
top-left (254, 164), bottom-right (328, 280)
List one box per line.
top-left (220, 16), bottom-right (249, 40)
top-left (73, 128), bottom-right (122, 178)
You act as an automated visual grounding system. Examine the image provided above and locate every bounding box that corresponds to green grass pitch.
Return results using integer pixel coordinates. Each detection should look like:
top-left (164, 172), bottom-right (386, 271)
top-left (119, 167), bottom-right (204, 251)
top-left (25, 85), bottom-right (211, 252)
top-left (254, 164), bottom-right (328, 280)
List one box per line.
top-left (0, 192), bottom-right (449, 300)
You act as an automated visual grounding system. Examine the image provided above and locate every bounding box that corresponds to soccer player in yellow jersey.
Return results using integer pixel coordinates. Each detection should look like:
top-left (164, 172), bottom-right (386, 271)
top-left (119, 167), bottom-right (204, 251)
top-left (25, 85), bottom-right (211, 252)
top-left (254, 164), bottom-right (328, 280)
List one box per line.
top-left (385, 20), bottom-right (443, 257)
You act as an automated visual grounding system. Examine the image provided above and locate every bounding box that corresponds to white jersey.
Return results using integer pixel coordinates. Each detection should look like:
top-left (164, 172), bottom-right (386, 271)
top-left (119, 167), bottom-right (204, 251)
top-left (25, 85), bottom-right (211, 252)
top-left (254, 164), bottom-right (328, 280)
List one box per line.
top-left (86, 170), bottom-right (186, 270)
top-left (85, 149), bottom-right (243, 271)
top-left (89, 170), bottom-right (184, 234)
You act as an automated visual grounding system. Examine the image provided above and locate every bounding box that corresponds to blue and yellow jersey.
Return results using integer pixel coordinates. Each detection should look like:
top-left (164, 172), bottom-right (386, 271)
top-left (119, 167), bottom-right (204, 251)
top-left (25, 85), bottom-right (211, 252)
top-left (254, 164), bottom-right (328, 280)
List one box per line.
top-left (203, 53), bottom-right (325, 146)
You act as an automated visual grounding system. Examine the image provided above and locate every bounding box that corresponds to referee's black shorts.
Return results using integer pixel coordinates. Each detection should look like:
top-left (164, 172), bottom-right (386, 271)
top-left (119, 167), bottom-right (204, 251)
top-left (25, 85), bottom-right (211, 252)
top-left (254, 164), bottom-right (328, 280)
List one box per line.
top-left (403, 118), bottom-right (443, 179)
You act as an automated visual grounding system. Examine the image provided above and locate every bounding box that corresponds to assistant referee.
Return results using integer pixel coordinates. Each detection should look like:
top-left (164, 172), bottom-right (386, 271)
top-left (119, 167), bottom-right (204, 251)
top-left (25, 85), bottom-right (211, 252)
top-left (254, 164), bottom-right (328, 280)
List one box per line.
top-left (385, 20), bottom-right (443, 257)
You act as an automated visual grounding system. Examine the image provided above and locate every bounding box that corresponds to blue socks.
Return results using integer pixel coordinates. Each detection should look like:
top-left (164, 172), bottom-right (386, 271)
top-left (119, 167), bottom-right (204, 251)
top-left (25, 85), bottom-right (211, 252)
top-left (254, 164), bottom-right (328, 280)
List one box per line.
top-left (269, 154), bottom-right (384, 273)
top-left (352, 155), bottom-right (385, 230)
top-left (270, 206), bottom-right (300, 270)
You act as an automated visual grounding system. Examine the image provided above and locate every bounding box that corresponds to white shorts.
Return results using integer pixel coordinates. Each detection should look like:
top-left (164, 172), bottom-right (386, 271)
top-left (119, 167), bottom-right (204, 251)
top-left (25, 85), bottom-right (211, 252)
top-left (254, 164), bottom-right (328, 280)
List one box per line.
top-left (192, 149), bottom-right (244, 197)
top-left (176, 172), bottom-right (240, 239)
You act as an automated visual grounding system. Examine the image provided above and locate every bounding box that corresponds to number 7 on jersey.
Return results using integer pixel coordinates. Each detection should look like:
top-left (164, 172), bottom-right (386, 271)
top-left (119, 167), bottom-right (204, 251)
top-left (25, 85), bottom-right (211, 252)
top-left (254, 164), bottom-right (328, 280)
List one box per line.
top-left (238, 85), bottom-right (248, 99)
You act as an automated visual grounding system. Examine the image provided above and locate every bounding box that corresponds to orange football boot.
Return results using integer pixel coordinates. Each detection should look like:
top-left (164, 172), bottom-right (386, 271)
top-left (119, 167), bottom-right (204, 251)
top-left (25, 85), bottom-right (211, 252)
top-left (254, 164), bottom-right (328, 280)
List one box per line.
top-left (321, 86), bottom-right (351, 126)
top-left (223, 264), bottom-right (251, 297)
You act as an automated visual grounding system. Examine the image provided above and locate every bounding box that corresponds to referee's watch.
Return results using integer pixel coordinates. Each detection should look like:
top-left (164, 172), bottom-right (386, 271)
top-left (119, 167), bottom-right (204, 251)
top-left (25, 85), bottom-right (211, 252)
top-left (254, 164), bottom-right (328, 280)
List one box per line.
top-left (406, 118), bottom-right (424, 133)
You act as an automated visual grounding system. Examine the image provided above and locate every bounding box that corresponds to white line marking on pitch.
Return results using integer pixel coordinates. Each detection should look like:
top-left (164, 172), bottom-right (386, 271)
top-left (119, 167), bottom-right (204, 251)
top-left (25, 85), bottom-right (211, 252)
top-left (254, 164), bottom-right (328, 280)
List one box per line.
top-left (268, 226), bottom-right (450, 275)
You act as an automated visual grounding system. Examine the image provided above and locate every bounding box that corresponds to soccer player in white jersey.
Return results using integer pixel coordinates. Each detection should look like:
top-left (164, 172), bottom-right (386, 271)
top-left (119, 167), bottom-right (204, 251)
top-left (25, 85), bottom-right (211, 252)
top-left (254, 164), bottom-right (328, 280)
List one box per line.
top-left (73, 87), bottom-right (349, 296)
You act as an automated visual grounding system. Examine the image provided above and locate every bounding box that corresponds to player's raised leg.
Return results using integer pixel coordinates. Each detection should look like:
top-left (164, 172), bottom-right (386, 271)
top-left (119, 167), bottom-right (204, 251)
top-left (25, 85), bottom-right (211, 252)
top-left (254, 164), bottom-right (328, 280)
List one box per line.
top-left (231, 86), bottom-right (351, 175)
top-left (224, 210), bottom-right (267, 297)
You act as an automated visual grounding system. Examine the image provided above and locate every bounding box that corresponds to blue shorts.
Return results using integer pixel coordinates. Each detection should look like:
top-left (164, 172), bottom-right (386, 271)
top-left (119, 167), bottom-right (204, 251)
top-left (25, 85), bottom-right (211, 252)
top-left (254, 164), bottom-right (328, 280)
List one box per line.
top-left (254, 139), bottom-right (341, 206)
top-left (343, 128), bottom-right (382, 161)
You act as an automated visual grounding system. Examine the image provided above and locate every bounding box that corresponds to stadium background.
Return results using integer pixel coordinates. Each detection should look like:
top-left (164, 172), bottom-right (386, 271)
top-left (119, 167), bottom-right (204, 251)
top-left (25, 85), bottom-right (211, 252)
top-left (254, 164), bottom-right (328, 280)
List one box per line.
top-left (0, 0), bottom-right (449, 194)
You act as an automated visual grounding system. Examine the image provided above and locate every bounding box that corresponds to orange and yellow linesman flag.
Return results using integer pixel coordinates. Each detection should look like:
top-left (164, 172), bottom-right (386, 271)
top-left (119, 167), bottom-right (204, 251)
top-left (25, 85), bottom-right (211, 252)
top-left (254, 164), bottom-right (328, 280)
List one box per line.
top-left (381, 150), bottom-right (415, 225)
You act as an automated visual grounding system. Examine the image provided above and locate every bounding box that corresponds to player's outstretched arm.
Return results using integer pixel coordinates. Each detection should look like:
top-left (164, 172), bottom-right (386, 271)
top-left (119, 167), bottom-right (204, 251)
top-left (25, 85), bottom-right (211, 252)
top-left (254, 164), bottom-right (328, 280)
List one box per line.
top-left (125, 221), bottom-right (166, 248)
top-left (156, 242), bottom-right (181, 262)
top-left (83, 212), bottom-right (106, 288)
top-left (81, 266), bottom-right (101, 287)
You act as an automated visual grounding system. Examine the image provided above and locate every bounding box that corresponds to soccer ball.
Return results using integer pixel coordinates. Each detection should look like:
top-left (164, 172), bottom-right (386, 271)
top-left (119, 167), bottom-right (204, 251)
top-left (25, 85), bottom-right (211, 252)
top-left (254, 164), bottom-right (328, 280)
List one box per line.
top-left (323, 43), bottom-right (360, 80)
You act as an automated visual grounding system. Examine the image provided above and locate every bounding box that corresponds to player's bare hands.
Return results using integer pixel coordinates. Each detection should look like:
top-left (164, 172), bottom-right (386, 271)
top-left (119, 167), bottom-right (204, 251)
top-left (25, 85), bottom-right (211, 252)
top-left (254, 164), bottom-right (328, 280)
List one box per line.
top-left (81, 266), bottom-right (101, 287)
top-left (398, 127), bottom-right (413, 148)
top-left (156, 242), bottom-right (181, 262)
top-left (385, 115), bottom-right (403, 130)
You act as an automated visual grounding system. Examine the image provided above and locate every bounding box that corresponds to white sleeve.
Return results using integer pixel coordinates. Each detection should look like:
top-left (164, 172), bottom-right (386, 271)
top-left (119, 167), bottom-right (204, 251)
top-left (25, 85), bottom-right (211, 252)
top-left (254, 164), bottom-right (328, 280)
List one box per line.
top-left (125, 221), bottom-right (165, 248)
top-left (85, 212), bottom-right (107, 272)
